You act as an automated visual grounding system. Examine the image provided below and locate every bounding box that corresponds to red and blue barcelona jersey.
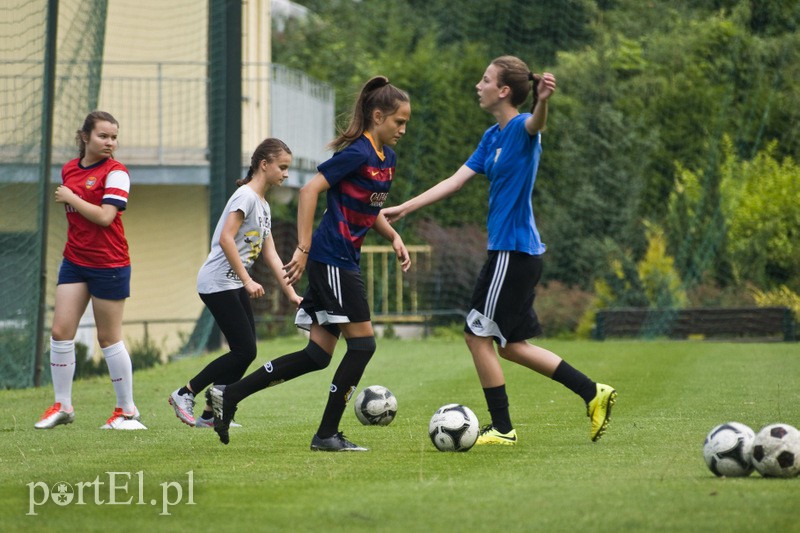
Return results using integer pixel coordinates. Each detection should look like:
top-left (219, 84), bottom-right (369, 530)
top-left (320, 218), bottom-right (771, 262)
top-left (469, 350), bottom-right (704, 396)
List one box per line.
top-left (310, 134), bottom-right (394, 270)
top-left (61, 157), bottom-right (131, 268)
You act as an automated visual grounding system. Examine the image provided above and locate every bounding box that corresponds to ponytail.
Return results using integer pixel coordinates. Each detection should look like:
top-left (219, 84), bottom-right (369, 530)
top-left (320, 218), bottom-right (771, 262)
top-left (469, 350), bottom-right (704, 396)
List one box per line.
top-left (237, 137), bottom-right (292, 187)
top-left (327, 76), bottom-right (410, 153)
top-left (528, 72), bottom-right (541, 113)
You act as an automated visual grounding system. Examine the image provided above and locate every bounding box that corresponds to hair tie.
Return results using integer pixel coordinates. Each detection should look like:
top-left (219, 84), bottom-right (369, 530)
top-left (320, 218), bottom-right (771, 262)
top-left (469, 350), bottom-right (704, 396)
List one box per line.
top-left (528, 72), bottom-right (535, 81)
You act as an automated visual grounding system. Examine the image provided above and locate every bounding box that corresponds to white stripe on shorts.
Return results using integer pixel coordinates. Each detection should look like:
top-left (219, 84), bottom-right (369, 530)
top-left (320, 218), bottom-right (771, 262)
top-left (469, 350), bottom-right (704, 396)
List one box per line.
top-left (484, 251), bottom-right (509, 320)
top-left (327, 264), bottom-right (342, 306)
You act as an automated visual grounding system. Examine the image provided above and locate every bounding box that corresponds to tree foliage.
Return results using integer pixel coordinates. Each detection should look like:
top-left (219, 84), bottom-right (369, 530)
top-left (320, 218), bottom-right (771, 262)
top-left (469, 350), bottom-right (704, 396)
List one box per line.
top-left (275, 0), bottom-right (800, 298)
top-left (720, 139), bottom-right (800, 289)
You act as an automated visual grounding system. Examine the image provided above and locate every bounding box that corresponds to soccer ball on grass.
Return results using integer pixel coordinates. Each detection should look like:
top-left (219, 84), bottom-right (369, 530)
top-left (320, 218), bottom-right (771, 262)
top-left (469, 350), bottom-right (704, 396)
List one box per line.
top-left (702, 422), bottom-right (755, 477)
top-left (353, 385), bottom-right (397, 426)
top-left (428, 404), bottom-right (479, 452)
top-left (752, 423), bottom-right (800, 478)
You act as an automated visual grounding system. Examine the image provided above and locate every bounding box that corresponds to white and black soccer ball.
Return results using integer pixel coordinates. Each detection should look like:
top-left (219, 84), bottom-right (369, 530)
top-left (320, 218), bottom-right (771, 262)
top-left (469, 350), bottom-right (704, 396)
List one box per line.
top-left (428, 404), bottom-right (479, 452)
top-left (353, 385), bottom-right (397, 426)
top-left (702, 422), bottom-right (755, 477)
top-left (752, 423), bottom-right (800, 478)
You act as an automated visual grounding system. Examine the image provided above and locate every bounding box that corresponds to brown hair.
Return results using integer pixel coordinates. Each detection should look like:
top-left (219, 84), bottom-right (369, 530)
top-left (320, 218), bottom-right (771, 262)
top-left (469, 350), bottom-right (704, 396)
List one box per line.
top-left (490, 56), bottom-right (540, 113)
top-left (327, 76), bottom-right (410, 152)
top-left (75, 110), bottom-right (119, 159)
top-left (237, 137), bottom-right (292, 186)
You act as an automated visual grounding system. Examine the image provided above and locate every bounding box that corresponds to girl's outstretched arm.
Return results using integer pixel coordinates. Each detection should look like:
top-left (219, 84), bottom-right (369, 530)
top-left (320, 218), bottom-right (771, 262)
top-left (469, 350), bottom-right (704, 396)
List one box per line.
top-left (382, 164), bottom-right (476, 224)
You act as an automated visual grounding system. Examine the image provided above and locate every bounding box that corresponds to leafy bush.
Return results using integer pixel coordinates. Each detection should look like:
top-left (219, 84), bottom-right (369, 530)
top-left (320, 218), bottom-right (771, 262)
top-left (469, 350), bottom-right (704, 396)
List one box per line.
top-left (381, 322), bottom-right (399, 340)
top-left (412, 220), bottom-right (486, 316)
top-left (73, 342), bottom-right (105, 378)
top-left (429, 322), bottom-right (466, 341)
top-left (535, 281), bottom-right (594, 339)
top-left (128, 336), bottom-right (163, 371)
top-left (73, 337), bottom-right (163, 379)
top-left (686, 278), bottom-right (756, 308)
top-left (752, 285), bottom-right (800, 324)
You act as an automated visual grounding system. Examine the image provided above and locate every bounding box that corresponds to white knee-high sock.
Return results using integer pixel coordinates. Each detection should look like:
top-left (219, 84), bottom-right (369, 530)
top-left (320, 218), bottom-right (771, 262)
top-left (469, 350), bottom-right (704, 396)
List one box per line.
top-left (102, 341), bottom-right (135, 413)
top-left (50, 338), bottom-right (76, 411)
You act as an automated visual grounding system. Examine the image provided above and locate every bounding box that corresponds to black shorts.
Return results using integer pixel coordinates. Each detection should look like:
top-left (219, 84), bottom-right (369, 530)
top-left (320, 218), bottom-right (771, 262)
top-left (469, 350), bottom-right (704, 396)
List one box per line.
top-left (295, 260), bottom-right (370, 334)
top-left (464, 251), bottom-right (543, 346)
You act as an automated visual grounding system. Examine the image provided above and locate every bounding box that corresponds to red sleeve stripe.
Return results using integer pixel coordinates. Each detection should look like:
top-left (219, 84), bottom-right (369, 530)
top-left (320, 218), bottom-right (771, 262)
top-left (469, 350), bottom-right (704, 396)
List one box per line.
top-left (103, 187), bottom-right (129, 200)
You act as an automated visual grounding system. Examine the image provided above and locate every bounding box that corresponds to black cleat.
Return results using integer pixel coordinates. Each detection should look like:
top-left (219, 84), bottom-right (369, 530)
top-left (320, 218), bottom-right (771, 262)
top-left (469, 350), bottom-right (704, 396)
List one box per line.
top-left (208, 385), bottom-right (237, 445)
top-left (310, 432), bottom-right (368, 452)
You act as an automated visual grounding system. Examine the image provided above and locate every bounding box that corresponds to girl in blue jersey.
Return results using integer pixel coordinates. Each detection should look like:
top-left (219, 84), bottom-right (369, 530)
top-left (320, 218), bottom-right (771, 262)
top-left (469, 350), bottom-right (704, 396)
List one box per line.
top-left (210, 76), bottom-right (411, 450)
top-left (383, 56), bottom-right (616, 445)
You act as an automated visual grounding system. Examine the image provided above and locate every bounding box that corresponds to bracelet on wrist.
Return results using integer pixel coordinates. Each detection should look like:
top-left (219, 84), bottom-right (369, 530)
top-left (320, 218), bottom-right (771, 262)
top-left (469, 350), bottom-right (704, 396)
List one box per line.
top-left (297, 245), bottom-right (309, 254)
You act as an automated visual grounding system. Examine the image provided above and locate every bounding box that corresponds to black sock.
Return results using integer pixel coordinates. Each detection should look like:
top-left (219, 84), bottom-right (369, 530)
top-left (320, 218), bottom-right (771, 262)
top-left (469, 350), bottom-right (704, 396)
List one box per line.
top-left (178, 386), bottom-right (193, 397)
top-left (551, 360), bottom-right (596, 404)
top-left (200, 410), bottom-right (213, 420)
top-left (225, 341), bottom-right (330, 405)
top-left (483, 385), bottom-right (512, 434)
top-left (316, 336), bottom-right (376, 438)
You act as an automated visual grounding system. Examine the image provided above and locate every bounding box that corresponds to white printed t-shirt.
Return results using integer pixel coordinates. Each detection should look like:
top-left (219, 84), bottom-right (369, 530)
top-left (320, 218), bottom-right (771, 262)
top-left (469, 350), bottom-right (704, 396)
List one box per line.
top-left (197, 185), bottom-right (271, 294)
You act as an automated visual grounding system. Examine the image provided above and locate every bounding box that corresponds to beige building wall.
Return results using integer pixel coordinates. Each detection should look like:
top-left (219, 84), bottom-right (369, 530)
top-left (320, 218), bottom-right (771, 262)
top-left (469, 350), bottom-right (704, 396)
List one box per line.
top-left (243, 0), bottom-right (273, 148)
top-left (1, 1), bottom-right (299, 360)
top-left (42, 1), bottom-right (273, 359)
top-left (123, 185), bottom-right (210, 356)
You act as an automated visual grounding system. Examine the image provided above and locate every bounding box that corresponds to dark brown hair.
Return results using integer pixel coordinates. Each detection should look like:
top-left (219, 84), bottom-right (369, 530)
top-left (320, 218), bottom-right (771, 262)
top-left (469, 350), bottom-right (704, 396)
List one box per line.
top-left (327, 76), bottom-right (410, 152)
top-left (75, 110), bottom-right (119, 159)
top-left (490, 55), bottom-right (540, 113)
top-left (237, 137), bottom-right (292, 186)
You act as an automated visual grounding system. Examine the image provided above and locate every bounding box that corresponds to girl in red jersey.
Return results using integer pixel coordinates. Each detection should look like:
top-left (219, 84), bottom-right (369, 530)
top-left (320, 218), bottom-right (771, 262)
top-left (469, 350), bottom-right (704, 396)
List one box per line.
top-left (209, 76), bottom-right (411, 450)
top-left (34, 111), bottom-right (145, 431)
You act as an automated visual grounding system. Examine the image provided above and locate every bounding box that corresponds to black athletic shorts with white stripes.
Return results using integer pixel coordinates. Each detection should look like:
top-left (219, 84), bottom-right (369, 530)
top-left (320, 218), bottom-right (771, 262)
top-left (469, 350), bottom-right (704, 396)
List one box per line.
top-left (295, 259), bottom-right (370, 333)
top-left (464, 250), bottom-right (543, 347)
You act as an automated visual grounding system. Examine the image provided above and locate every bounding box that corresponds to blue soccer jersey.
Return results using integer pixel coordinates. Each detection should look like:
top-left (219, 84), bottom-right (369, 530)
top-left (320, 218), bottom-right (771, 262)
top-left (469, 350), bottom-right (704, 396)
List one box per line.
top-left (465, 113), bottom-right (545, 256)
top-left (310, 133), bottom-right (395, 270)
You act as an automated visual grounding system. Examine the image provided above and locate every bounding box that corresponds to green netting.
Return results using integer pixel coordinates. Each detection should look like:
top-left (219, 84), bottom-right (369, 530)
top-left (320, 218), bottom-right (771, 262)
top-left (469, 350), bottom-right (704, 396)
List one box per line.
top-left (0, 0), bottom-right (107, 389)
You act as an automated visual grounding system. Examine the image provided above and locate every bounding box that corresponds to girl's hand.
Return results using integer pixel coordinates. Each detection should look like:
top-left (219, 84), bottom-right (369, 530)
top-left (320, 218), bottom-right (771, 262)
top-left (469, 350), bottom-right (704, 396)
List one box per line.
top-left (392, 236), bottom-right (411, 273)
top-left (283, 247), bottom-right (309, 286)
top-left (381, 204), bottom-right (406, 224)
top-left (537, 72), bottom-right (556, 101)
top-left (244, 279), bottom-right (265, 299)
top-left (54, 185), bottom-right (77, 205)
top-left (288, 291), bottom-right (303, 308)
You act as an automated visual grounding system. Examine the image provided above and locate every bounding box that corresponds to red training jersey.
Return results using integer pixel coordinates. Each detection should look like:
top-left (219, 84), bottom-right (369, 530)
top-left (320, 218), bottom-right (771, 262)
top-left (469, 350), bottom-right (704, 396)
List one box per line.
top-left (61, 157), bottom-right (131, 268)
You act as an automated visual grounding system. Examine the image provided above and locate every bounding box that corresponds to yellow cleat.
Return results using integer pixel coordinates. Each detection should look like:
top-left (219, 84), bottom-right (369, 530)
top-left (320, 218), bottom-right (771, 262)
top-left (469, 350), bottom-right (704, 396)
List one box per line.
top-left (475, 425), bottom-right (517, 446)
top-left (587, 383), bottom-right (617, 441)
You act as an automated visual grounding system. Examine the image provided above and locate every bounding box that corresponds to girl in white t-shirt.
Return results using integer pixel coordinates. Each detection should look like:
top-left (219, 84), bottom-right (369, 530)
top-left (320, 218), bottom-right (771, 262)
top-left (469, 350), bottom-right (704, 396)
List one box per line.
top-left (169, 138), bottom-right (302, 427)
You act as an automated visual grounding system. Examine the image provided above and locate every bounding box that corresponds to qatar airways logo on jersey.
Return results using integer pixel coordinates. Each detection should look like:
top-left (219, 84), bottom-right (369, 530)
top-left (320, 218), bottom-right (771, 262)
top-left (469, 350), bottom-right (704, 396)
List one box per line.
top-left (369, 192), bottom-right (388, 207)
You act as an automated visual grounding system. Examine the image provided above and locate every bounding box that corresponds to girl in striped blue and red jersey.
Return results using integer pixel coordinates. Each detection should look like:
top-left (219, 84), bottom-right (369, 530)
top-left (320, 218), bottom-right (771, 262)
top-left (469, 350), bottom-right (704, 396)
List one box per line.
top-left (209, 76), bottom-right (412, 451)
top-left (34, 111), bottom-right (145, 431)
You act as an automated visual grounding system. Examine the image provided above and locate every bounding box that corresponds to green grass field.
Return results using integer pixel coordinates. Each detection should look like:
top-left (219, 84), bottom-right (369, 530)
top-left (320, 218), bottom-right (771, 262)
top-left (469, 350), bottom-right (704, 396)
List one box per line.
top-left (1, 336), bottom-right (798, 532)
